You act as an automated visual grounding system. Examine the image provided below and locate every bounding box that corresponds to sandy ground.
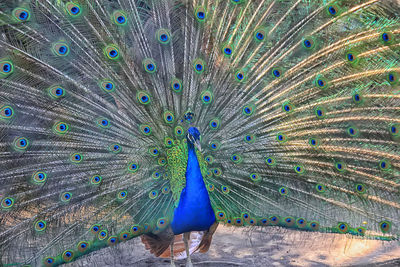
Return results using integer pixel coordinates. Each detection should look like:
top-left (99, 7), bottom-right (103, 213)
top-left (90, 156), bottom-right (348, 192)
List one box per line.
top-left (69, 225), bottom-right (400, 267)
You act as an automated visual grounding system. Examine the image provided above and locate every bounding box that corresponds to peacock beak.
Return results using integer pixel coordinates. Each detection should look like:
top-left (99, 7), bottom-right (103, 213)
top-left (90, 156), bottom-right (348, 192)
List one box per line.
top-left (194, 139), bottom-right (202, 152)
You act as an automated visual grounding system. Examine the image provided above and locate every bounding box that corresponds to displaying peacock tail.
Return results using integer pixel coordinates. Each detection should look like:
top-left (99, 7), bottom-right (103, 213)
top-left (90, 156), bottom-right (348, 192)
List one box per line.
top-left (1, 0), bottom-right (400, 266)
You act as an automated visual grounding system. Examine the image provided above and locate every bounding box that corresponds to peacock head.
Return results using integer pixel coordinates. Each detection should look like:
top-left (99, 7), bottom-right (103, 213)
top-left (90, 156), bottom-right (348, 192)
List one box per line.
top-left (187, 127), bottom-right (201, 151)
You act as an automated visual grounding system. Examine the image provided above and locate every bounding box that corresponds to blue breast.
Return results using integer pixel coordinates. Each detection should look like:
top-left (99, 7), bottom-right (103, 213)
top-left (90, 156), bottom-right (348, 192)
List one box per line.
top-left (171, 147), bottom-right (216, 235)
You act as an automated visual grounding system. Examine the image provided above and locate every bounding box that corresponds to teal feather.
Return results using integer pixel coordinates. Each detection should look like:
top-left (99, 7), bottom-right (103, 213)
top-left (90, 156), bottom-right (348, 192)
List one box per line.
top-left (1, 0), bottom-right (400, 266)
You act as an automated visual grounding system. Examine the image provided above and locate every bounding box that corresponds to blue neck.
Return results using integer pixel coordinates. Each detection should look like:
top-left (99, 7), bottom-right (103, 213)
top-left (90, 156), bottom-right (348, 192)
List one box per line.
top-left (185, 142), bottom-right (204, 192)
top-left (170, 140), bottom-right (216, 234)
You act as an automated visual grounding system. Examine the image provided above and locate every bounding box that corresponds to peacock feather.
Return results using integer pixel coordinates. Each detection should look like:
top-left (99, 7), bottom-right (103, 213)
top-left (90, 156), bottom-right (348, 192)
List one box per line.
top-left (1, 0), bottom-right (400, 266)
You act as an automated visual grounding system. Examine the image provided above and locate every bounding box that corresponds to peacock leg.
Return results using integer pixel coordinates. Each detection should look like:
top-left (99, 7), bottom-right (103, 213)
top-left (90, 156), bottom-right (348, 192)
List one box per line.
top-left (170, 236), bottom-right (176, 267)
top-left (183, 232), bottom-right (193, 267)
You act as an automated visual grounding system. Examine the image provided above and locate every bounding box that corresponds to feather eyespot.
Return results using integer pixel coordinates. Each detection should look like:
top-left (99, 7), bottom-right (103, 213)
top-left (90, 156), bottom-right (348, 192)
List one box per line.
top-left (195, 7), bottom-right (207, 21)
top-left (0, 105), bottom-right (14, 119)
top-left (209, 118), bottom-right (220, 130)
top-left (296, 218), bottom-right (307, 228)
top-left (314, 106), bottom-right (326, 119)
top-left (109, 144), bottom-right (122, 154)
top-left (62, 250), bottom-right (74, 262)
top-left (77, 241), bottom-right (89, 253)
top-left (265, 157), bottom-right (276, 166)
top-left (201, 90), bottom-right (213, 104)
top-left (100, 80), bottom-right (115, 92)
top-left (157, 217), bottom-right (168, 229)
top-left (152, 171), bottom-right (161, 180)
top-left (96, 118), bottom-right (110, 129)
top-left (390, 123), bottom-right (399, 136)
top-left (128, 162), bottom-right (139, 173)
top-left (148, 147), bottom-right (159, 157)
top-left (156, 29), bottom-right (171, 44)
top-left (140, 124), bottom-right (152, 135)
top-left (271, 68), bottom-right (283, 78)
top-left (221, 185), bottom-right (230, 194)
top-left (91, 224), bottom-right (101, 234)
top-left (137, 91), bottom-right (151, 105)
top-left (356, 227), bottom-right (366, 235)
top-left (117, 191), bottom-right (127, 200)
top-left (44, 257), bottom-right (55, 267)
top-left (98, 230), bottom-right (108, 240)
top-left (334, 162), bottom-right (346, 172)
top-left (244, 134), bottom-right (255, 143)
top-left (113, 11), bottom-right (127, 25)
top-left (1, 197), bottom-right (14, 209)
top-left (143, 58), bottom-right (157, 73)
top-left (269, 216), bottom-right (280, 226)
top-left (0, 61), bottom-right (13, 77)
top-left (34, 220), bottom-right (47, 232)
top-left (355, 184), bottom-right (366, 194)
top-left (174, 126), bottom-right (184, 136)
top-left (309, 221), bottom-right (319, 230)
top-left (209, 141), bottom-right (221, 150)
top-left (284, 217), bottom-right (295, 227)
top-left (163, 111), bottom-right (175, 124)
top-left (327, 5), bottom-right (340, 16)
top-left (279, 187), bottom-right (288, 196)
top-left (53, 42), bottom-right (70, 56)
top-left (149, 190), bottom-right (158, 199)
top-left (387, 72), bottom-right (398, 85)
top-left (222, 44), bottom-right (233, 56)
top-left (276, 133), bottom-right (287, 143)
top-left (33, 171), bottom-right (47, 185)
top-left (70, 153), bottom-right (82, 163)
top-left (162, 186), bottom-right (170, 194)
top-left (315, 184), bottom-right (325, 193)
top-left (170, 78), bottom-right (182, 93)
top-left (54, 121), bottom-right (69, 134)
top-left (60, 192), bottom-right (72, 202)
top-left (119, 232), bottom-right (130, 241)
top-left (314, 75), bottom-right (329, 90)
top-left (107, 236), bottom-right (118, 246)
top-left (346, 51), bottom-right (359, 65)
top-left (48, 86), bottom-right (65, 99)
top-left (379, 159), bottom-right (391, 171)
top-left (14, 137), bottom-right (29, 150)
top-left (131, 225), bottom-right (141, 235)
top-left (337, 222), bottom-right (349, 233)
top-left (242, 104), bottom-right (255, 116)
top-left (207, 183), bottom-right (215, 192)
top-left (234, 218), bottom-right (243, 226)
top-left (302, 37), bottom-right (315, 49)
top-left (205, 155), bottom-right (214, 163)
top-left (379, 221), bottom-right (391, 233)
top-left (105, 45), bottom-right (120, 59)
top-left (250, 173), bottom-right (261, 182)
top-left (309, 137), bottom-right (320, 147)
top-left (282, 101), bottom-right (294, 113)
top-left (66, 2), bottom-right (81, 16)
top-left (352, 92), bottom-right (364, 104)
top-left (259, 218), bottom-right (268, 226)
top-left (90, 175), bottom-right (102, 185)
top-left (13, 8), bottom-right (30, 21)
top-left (381, 32), bottom-right (394, 44)
top-left (231, 154), bottom-right (242, 163)
top-left (347, 126), bottom-right (359, 137)
top-left (254, 28), bottom-right (266, 41)
top-left (216, 211), bottom-right (226, 220)
top-left (213, 168), bottom-right (222, 177)
top-left (193, 58), bottom-right (206, 74)
top-left (235, 70), bottom-right (245, 82)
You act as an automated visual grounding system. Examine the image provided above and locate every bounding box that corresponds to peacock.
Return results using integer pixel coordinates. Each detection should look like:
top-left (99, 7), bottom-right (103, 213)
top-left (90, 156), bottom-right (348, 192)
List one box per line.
top-left (1, 0), bottom-right (400, 266)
